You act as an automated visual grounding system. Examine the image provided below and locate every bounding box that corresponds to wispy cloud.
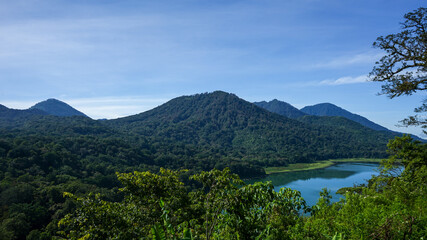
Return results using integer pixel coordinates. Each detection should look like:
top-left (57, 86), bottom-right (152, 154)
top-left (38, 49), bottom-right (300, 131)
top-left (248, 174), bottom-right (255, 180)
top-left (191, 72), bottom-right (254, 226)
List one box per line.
top-left (63, 96), bottom-right (173, 119)
top-left (319, 75), bottom-right (368, 86)
top-left (310, 52), bottom-right (383, 69)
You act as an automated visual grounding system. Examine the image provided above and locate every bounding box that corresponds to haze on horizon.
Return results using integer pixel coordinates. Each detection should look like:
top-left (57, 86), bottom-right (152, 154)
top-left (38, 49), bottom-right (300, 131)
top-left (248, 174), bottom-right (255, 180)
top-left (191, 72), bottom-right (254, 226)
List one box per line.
top-left (0, 0), bottom-right (425, 137)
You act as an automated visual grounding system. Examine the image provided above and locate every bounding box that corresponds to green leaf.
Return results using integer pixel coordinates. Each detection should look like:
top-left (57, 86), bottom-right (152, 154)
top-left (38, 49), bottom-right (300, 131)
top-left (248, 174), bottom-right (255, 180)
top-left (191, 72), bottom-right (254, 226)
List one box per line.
top-left (151, 224), bottom-right (166, 240)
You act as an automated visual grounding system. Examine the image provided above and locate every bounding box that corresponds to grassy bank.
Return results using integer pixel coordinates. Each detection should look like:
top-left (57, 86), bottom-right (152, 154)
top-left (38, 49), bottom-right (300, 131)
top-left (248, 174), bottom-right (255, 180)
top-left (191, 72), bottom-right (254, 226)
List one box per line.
top-left (265, 158), bottom-right (383, 174)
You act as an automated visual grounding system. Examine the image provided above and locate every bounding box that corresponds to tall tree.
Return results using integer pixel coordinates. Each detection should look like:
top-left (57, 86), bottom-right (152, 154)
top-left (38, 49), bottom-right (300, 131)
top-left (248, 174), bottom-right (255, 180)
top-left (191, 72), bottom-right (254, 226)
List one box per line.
top-left (370, 7), bottom-right (427, 133)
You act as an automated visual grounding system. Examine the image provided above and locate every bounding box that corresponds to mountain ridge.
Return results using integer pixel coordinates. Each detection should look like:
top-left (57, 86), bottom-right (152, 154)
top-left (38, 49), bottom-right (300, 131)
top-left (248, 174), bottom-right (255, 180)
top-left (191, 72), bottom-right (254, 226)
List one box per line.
top-left (1, 93), bottom-right (423, 142)
top-left (300, 102), bottom-right (389, 131)
top-left (0, 104), bottom-right (48, 119)
top-left (256, 99), bottom-right (425, 141)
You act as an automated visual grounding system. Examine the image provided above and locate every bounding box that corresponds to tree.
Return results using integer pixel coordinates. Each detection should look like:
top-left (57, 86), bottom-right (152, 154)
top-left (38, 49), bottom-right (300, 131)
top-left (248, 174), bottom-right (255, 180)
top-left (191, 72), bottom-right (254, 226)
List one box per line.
top-left (57, 168), bottom-right (310, 239)
top-left (370, 7), bottom-right (427, 133)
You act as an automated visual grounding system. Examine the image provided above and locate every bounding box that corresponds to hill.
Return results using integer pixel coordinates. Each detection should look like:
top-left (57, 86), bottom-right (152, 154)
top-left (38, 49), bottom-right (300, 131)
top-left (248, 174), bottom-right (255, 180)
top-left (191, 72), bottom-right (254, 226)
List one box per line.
top-left (300, 103), bottom-right (389, 131)
top-left (107, 91), bottom-right (393, 166)
top-left (253, 99), bottom-right (306, 119)
top-left (30, 98), bottom-right (88, 117)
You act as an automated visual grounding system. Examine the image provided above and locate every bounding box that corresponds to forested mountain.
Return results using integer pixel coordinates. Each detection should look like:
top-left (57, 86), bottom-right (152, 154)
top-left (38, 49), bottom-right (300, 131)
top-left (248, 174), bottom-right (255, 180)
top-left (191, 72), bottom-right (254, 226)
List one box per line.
top-left (251, 99), bottom-right (394, 135)
top-left (30, 98), bottom-right (88, 117)
top-left (254, 99), bottom-right (390, 131)
top-left (253, 99), bottom-right (307, 119)
top-left (256, 100), bottom-right (425, 141)
top-left (300, 102), bottom-right (389, 131)
top-left (107, 91), bottom-right (393, 164)
top-left (0, 92), bottom-right (401, 170)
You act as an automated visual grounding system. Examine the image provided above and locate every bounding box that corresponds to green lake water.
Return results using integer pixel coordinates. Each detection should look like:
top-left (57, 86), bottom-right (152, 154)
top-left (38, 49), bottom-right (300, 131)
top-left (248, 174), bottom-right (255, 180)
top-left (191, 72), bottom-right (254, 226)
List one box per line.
top-left (247, 162), bottom-right (381, 207)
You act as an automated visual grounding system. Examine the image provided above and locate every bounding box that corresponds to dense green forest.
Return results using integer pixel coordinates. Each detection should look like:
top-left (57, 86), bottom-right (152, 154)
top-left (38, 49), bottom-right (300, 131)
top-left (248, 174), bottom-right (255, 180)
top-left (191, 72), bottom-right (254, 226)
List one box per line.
top-left (57, 136), bottom-right (427, 239)
top-left (0, 91), bottom-right (403, 239)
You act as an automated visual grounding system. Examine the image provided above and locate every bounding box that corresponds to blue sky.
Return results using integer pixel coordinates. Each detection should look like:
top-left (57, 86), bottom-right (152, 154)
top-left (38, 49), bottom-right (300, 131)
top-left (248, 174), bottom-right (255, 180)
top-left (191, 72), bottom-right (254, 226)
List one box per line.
top-left (0, 0), bottom-right (425, 137)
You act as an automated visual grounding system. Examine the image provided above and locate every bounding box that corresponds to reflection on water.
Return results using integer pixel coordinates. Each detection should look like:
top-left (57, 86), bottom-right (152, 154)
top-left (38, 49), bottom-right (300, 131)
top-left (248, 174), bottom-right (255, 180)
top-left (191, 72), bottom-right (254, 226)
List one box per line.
top-left (247, 163), bottom-right (380, 207)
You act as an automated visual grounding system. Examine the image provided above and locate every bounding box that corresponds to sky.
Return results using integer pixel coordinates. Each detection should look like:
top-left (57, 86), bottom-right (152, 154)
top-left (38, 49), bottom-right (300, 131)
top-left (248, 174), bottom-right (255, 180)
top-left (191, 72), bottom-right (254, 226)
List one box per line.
top-left (0, 0), bottom-right (426, 137)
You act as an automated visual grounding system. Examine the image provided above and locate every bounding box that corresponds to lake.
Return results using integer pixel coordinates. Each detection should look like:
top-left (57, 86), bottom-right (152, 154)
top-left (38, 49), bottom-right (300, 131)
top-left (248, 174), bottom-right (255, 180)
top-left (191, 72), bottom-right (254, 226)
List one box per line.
top-left (247, 162), bottom-right (381, 207)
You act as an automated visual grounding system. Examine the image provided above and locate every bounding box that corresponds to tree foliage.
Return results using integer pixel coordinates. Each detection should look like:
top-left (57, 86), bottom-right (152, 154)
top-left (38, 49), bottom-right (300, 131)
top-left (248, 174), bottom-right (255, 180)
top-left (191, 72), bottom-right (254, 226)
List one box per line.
top-left (58, 168), bottom-right (310, 240)
top-left (370, 7), bottom-right (427, 133)
top-left (57, 137), bottom-right (426, 239)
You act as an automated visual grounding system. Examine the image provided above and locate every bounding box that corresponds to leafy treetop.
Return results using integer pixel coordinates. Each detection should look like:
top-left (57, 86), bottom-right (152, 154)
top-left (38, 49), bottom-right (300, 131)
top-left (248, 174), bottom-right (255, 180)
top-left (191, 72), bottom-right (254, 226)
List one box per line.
top-left (370, 7), bottom-right (427, 133)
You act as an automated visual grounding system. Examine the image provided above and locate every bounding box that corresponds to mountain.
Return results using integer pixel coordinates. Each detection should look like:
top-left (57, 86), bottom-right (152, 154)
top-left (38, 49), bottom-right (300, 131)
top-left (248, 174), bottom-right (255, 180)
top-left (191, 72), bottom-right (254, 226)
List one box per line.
top-left (300, 103), bottom-right (389, 131)
top-left (257, 100), bottom-right (424, 141)
top-left (253, 99), bottom-right (306, 119)
top-left (107, 91), bottom-right (393, 165)
top-left (30, 98), bottom-right (88, 117)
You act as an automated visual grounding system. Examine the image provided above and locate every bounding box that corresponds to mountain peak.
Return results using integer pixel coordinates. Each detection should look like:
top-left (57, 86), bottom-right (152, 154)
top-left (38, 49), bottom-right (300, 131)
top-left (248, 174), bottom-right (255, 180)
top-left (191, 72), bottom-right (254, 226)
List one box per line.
top-left (301, 103), bottom-right (344, 112)
top-left (253, 99), bottom-right (306, 119)
top-left (45, 98), bottom-right (64, 103)
top-left (30, 99), bottom-right (88, 117)
top-left (202, 90), bottom-right (238, 99)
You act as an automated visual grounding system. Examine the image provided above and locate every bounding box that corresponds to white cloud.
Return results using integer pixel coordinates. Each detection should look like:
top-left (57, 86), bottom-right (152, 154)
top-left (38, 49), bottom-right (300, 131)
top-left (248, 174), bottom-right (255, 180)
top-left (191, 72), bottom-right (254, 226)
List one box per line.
top-left (0, 100), bottom-right (36, 109)
top-left (311, 52), bottom-right (383, 69)
top-left (65, 96), bottom-right (171, 119)
top-left (319, 75), bottom-right (368, 85)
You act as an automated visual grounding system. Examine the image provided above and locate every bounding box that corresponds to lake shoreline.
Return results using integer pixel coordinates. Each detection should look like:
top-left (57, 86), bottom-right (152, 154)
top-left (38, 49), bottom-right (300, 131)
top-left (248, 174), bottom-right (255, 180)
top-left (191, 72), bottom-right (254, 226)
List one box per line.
top-left (265, 158), bottom-right (383, 175)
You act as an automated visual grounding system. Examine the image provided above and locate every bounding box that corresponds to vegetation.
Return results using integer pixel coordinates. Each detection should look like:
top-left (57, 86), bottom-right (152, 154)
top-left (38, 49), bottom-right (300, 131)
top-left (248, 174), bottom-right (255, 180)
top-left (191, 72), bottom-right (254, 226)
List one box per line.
top-left (253, 100), bottom-right (307, 119)
top-left (30, 99), bottom-right (88, 117)
top-left (370, 7), bottom-right (427, 133)
top-left (56, 8), bottom-right (426, 240)
top-left (0, 95), bottom-right (396, 239)
top-left (57, 135), bottom-right (426, 239)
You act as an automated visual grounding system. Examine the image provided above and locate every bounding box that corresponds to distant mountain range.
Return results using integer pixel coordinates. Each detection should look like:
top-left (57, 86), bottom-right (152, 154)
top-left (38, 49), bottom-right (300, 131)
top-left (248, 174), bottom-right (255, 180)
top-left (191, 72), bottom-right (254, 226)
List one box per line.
top-left (255, 99), bottom-right (425, 141)
top-left (0, 91), bottom-right (405, 167)
top-left (1, 91), bottom-right (425, 186)
top-left (1, 93), bottom-right (422, 140)
top-left (0, 91), bottom-right (423, 142)
top-left (255, 100), bottom-right (388, 131)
